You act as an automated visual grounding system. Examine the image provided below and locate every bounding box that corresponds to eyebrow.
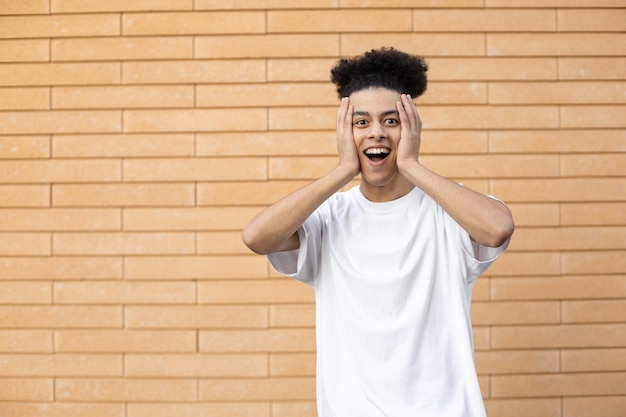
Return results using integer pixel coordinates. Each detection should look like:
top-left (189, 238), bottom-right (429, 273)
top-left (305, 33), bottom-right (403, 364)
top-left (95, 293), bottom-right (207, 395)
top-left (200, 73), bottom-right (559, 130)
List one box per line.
top-left (353, 109), bottom-right (400, 118)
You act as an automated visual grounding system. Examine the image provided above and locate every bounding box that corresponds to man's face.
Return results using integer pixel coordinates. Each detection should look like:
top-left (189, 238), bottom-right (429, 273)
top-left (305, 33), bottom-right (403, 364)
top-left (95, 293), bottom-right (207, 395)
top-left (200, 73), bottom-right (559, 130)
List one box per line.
top-left (350, 87), bottom-right (410, 200)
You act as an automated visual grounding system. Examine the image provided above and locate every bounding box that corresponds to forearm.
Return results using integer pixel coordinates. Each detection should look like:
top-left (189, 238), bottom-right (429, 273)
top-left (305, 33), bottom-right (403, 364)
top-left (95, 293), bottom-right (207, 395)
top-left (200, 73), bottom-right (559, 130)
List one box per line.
top-left (242, 165), bottom-right (355, 255)
top-left (400, 160), bottom-right (514, 247)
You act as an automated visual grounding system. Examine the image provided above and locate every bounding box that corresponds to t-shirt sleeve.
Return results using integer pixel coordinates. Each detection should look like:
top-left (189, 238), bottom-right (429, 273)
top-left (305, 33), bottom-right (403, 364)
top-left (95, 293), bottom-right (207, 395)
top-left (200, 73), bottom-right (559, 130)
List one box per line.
top-left (453, 195), bottom-right (512, 281)
top-left (266, 215), bottom-right (321, 287)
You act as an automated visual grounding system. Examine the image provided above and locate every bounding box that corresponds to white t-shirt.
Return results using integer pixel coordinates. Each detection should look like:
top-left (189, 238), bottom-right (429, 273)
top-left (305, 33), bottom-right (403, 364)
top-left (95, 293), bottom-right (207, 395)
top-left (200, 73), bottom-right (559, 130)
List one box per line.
top-left (268, 186), bottom-right (509, 417)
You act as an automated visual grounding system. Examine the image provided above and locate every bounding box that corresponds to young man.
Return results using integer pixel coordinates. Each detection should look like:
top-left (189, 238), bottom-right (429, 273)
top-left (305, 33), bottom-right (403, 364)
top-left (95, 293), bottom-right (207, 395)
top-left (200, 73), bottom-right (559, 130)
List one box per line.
top-left (243, 48), bottom-right (514, 417)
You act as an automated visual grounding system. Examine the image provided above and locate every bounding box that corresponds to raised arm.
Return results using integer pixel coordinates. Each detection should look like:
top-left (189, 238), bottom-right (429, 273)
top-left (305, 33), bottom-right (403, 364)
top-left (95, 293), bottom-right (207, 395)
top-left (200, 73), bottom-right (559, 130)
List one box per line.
top-left (242, 98), bottom-right (360, 255)
top-left (395, 94), bottom-right (515, 248)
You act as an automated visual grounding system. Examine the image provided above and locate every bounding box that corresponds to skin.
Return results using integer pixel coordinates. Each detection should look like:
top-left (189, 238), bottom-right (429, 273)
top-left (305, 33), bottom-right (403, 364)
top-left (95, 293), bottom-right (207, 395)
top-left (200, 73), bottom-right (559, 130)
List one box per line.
top-left (242, 87), bottom-right (514, 255)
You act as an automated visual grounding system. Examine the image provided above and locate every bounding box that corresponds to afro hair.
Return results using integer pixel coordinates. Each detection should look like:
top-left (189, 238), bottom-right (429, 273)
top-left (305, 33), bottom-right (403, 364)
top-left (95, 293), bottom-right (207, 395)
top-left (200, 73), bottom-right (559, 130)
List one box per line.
top-left (330, 47), bottom-right (428, 99)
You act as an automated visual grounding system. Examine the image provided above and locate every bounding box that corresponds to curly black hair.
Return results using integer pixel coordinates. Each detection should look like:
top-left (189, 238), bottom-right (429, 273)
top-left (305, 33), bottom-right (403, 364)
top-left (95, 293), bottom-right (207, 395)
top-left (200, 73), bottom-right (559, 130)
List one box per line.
top-left (330, 47), bottom-right (428, 99)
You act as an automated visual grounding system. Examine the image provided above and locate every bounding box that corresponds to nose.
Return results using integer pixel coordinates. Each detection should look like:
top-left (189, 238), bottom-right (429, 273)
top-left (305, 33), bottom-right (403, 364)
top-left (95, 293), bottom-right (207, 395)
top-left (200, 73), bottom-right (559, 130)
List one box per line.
top-left (368, 121), bottom-right (386, 140)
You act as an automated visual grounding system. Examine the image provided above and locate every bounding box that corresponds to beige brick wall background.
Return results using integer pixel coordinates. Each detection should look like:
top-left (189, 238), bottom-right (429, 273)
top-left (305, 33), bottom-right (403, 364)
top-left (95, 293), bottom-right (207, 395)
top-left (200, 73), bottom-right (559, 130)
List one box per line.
top-left (0, 0), bottom-right (624, 416)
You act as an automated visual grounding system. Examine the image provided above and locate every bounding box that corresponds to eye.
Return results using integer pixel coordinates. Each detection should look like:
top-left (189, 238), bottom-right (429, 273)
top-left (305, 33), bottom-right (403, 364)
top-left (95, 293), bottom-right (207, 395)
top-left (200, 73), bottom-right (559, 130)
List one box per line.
top-left (384, 117), bottom-right (399, 125)
top-left (353, 119), bottom-right (368, 127)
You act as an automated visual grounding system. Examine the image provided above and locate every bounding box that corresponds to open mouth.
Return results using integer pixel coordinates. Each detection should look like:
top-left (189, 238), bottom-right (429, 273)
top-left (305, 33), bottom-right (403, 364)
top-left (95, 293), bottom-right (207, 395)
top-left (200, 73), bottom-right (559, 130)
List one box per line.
top-left (364, 147), bottom-right (391, 162)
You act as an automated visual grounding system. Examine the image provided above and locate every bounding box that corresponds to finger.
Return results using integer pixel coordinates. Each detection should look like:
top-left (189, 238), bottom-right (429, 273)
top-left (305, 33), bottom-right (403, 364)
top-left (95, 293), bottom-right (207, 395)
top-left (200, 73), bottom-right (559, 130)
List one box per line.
top-left (401, 94), bottom-right (418, 132)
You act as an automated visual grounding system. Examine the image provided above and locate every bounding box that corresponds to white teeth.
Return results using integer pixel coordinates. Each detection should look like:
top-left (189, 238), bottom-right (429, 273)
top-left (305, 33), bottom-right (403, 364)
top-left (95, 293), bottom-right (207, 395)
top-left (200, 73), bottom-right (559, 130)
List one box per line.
top-left (365, 148), bottom-right (390, 155)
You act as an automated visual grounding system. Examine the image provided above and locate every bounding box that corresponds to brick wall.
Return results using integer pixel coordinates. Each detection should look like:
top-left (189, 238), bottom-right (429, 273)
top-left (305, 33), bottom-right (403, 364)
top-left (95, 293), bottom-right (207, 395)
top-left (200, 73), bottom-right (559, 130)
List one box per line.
top-left (0, 0), bottom-right (624, 416)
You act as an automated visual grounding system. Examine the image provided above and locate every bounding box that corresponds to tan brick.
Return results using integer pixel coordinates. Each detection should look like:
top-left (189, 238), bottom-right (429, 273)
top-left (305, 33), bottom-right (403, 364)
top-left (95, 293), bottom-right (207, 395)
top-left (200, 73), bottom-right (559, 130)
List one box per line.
top-left (471, 301), bottom-right (560, 325)
top-left (489, 81), bottom-right (625, 104)
top-left (491, 275), bottom-right (626, 301)
top-left (485, 252), bottom-right (561, 276)
top-left (562, 300), bottom-right (626, 324)
top-left (54, 330), bottom-right (196, 352)
top-left (197, 181), bottom-right (310, 206)
top-left (272, 402), bottom-right (317, 417)
top-left (268, 9), bottom-right (411, 32)
top-left (343, 0), bottom-right (482, 5)
top-left (268, 58), bottom-right (339, 82)
top-left (484, 398), bottom-right (561, 417)
top-left (413, 9), bottom-right (555, 32)
top-left (51, 0), bottom-right (193, 13)
top-left (492, 324), bottom-right (626, 349)
top-left (197, 82), bottom-right (336, 107)
top-left (125, 353), bottom-right (267, 377)
top-left (270, 353), bottom-right (316, 376)
top-left (199, 329), bottom-right (316, 353)
top-left (53, 85), bottom-right (194, 109)
top-left (558, 8), bottom-right (626, 31)
top-left (0, 353), bottom-right (122, 376)
top-left (508, 203), bottom-right (560, 227)
top-left (0, 0), bottom-right (49, 14)
top-left (0, 232), bottom-right (50, 256)
top-left (562, 105), bottom-right (626, 128)
top-left (0, 87), bottom-right (49, 110)
top-left (123, 207), bottom-right (261, 231)
top-left (486, 0), bottom-right (623, 6)
top-left (0, 208), bottom-right (120, 231)
top-left (473, 327), bottom-right (491, 351)
top-left (125, 305), bottom-right (267, 329)
top-left (0, 306), bottom-right (122, 328)
top-left (0, 378), bottom-right (53, 401)
top-left (0, 39), bottom-right (49, 62)
top-left (424, 154), bottom-right (559, 178)
top-left (562, 251), bottom-right (625, 275)
top-left (0, 110), bottom-right (121, 135)
top-left (475, 350), bottom-right (559, 375)
top-left (198, 279), bottom-right (314, 304)
top-left (562, 348), bottom-right (626, 372)
top-left (0, 136), bottom-right (49, 159)
top-left (492, 372), bottom-right (626, 398)
top-left (511, 227), bottom-right (626, 251)
top-left (197, 132), bottom-right (336, 157)
top-left (54, 281), bottom-right (195, 305)
top-left (195, 34), bottom-right (338, 58)
top-left (0, 281), bottom-right (51, 304)
top-left (0, 14), bottom-right (119, 38)
top-left (0, 185), bottom-right (50, 207)
top-left (123, 11), bottom-right (265, 35)
top-left (420, 81), bottom-right (487, 104)
top-left (123, 108), bottom-right (266, 132)
top-left (269, 156), bottom-right (336, 180)
top-left (342, 33), bottom-right (485, 57)
top-left (0, 403), bottom-right (124, 417)
top-left (53, 133), bottom-right (194, 158)
top-left (53, 232), bottom-right (195, 255)
top-left (122, 59), bottom-right (266, 84)
top-left (559, 57), bottom-right (626, 80)
top-left (561, 203), bottom-right (626, 226)
top-left (52, 37), bottom-right (193, 61)
top-left (270, 304), bottom-right (315, 327)
top-left (123, 157), bottom-right (266, 181)
top-left (0, 62), bottom-right (120, 87)
top-left (128, 403), bottom-right (270, 417)
top-left (489, 33), bottom-right (626, 57)
top-left (196, 0), bottom-right (336, 8)
top-left (199, 377), bottom-right (315, 401)
top-left (0, 159), bottom-right (120, 183)
top-left (56, 378), bottom-right (196, 401)
top-left (491, 178), bottom-right (625, 202)
top-left (0, 256), bottom-right (122, 280)
top-left (428, 57), bottom-right (557, 81)
top-left (489, 129), bottom-right (626, 153)
top-left (563, 396), bottom-right (626, 417)
top-left (0, 330), bottom-right (52, 353)
top-left (53, 184), bottom-right (194, 207)
top-left (197, 231), bottom-right (252, 255)
top-left (561, 154), bottom-right (625, 177)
